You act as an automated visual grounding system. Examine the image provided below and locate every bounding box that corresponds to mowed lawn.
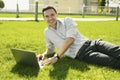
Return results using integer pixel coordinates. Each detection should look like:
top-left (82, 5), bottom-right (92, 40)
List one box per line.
top-left (0, 20), bottom-right (120, 80)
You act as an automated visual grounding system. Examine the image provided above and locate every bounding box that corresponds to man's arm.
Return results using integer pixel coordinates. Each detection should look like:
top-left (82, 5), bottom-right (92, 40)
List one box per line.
top-left (56, 37), bottom-right (74, 57)
top-left (42, 37), bottom-right (74, 58)
top-left (41, 37), bottom-right (74, 65)
top-left (43, 49), bottom-right (54, 56)
top-left (37, 48), bottom-right (54, 60)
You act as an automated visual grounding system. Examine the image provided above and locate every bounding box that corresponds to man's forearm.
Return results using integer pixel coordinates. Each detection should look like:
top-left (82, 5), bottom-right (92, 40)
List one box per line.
top-left (44, 49), bottom-right (54, 56)
top-left (57, 37), bottom-right (74, 56)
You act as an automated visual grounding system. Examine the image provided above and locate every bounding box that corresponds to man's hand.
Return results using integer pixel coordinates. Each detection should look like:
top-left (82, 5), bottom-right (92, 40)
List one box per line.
top-left (37, 49), bottom-right (54, 61)
top-left (37, 54), bottom-right (45, 61)
top-left (41, 56), bottom-right (58, 66)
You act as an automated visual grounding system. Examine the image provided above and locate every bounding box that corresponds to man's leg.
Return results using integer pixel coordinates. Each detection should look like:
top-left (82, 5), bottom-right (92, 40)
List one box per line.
top-left (95, 40), bottom-right (120, 59)
top-left (82, 52), bottom-right (120, 68)
top-left (76, 39), bottom-right (120, 68)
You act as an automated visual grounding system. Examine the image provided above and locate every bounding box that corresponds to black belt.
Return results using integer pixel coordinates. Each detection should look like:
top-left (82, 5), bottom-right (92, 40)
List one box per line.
top-left (75, 40), bottom-right (91, 60)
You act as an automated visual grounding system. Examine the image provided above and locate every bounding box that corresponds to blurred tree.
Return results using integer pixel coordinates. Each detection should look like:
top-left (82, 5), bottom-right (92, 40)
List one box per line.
top-left (98, 0), bottom-right (102, 6)
top-left (101, 0), bottom-right (106, 6)
top-left (98, 0), bottom-right (106, 6)
top-left (98, 0), bottom-right (106, 12)
top-left (0, 0), bottom-right (5, 9)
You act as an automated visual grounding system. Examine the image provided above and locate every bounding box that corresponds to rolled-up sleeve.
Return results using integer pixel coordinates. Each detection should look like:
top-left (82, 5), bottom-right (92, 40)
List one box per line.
top-left (65, 17), bottom-right (78, 39)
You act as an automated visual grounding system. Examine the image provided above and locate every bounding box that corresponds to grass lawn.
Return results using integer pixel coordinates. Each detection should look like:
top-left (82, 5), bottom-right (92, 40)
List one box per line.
top-left (0, 20), bottom-right (120, 80)
top-left (0, 13), bottom-right (115, 18)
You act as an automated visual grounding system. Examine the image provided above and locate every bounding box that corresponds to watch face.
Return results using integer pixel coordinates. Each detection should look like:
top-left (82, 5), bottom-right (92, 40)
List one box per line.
top-left (54, 54), bottom-right (60, 59)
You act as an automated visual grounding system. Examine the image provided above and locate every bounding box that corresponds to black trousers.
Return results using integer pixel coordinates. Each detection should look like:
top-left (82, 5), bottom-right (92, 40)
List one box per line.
top-left (75, 39), bottom-right (120, 69)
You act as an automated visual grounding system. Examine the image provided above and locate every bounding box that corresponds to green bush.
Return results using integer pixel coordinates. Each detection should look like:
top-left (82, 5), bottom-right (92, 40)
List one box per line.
top-left (0, 0), bottom-right (5, 8)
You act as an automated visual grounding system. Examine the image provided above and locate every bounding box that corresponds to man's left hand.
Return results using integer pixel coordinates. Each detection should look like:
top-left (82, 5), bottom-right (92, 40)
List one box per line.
top-left (41, 56), bottom-right (58, 66)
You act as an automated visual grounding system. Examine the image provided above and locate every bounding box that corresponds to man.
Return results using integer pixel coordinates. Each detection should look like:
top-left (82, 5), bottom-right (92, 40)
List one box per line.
top-left (37, 6), bottom-right (120, 69)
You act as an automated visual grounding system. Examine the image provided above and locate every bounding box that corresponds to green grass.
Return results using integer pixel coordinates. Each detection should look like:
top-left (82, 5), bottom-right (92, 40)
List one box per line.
top-left (0, 20), bottom-right (120, 80)
top-left (0, 13), bottom-right (115, 18)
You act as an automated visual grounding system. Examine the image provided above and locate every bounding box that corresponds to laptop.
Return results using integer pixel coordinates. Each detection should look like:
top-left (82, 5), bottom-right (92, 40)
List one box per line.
top-left (11, 48), bottom-right (43, 68)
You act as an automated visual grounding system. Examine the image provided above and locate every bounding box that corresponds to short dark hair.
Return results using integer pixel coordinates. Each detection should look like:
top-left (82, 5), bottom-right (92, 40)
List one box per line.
top-left (42, 6), bottom-right (57, 16)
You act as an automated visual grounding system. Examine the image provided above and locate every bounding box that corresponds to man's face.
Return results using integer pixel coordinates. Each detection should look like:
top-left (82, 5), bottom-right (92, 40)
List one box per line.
top-left (43, 9), bottom-right (58, 28)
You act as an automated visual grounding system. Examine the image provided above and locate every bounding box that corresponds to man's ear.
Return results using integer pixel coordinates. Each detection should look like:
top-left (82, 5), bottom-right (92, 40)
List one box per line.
top-left (56, 13), bottom-right (58, 17)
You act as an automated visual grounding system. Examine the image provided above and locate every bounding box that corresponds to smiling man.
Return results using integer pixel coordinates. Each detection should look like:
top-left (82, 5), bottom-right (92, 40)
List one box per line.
top-left (37, 6), bottom-right (120, 69)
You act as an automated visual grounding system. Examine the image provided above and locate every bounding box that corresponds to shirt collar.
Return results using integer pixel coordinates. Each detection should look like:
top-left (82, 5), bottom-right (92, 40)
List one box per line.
top-left (48, 19), bottom-right (62, 30)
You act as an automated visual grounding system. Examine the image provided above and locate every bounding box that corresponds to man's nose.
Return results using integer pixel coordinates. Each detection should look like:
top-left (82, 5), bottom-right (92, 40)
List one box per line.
top-left (49, 16), bottom-right (53, 20)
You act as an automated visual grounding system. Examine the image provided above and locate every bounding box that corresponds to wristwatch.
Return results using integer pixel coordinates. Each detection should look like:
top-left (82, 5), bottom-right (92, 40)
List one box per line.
top-left (54, 53), bottom-right (60, 60)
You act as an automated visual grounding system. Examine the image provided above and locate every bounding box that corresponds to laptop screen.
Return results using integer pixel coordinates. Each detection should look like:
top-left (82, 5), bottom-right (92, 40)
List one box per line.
top-left (11, 48), bottom-right (39, 68)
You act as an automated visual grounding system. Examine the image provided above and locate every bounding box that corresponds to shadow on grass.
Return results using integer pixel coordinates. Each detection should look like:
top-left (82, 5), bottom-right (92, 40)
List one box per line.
top-left (11, 64), bottom-right (39, 78)
top-left (49, 57), bottom-right (90, 80)
top-left (0, 22), bottom-right (3, 24)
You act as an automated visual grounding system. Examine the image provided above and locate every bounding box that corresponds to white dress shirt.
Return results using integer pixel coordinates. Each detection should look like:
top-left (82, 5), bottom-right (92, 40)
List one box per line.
top-left (44, 17), bottom-right (88, 59)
